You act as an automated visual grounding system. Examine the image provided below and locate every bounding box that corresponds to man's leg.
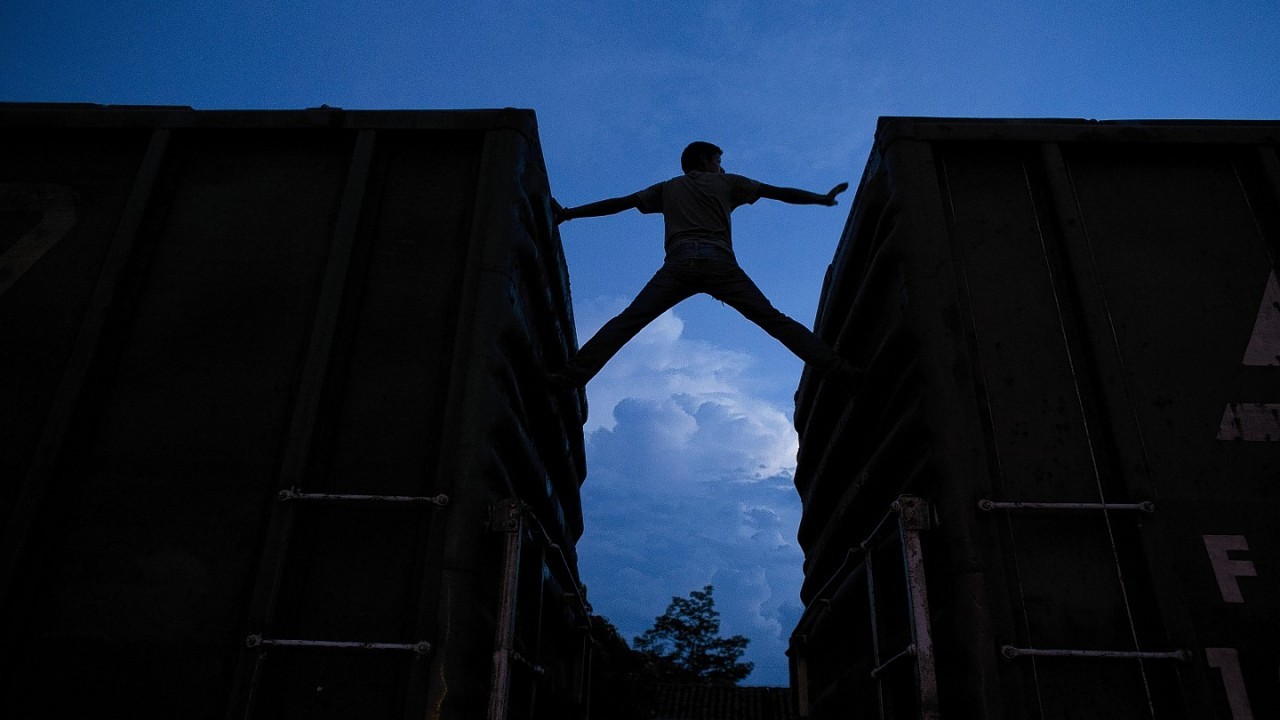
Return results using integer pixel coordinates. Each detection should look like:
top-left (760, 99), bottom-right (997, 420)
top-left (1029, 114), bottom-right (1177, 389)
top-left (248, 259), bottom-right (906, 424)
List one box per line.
top-left (704, 261), bottom-right (840, 370)
top-left (556, 264), bottom-right (695, 387)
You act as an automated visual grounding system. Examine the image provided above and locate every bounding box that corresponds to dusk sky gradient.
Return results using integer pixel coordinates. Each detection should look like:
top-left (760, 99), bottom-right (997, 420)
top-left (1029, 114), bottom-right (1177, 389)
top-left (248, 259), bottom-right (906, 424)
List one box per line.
top-left (4, 0), bottom-right (1278, 685)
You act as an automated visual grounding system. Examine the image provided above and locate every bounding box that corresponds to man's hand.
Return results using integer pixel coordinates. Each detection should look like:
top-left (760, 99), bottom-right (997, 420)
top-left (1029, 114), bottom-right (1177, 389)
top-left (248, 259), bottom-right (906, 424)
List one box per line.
top-left (551, 197), bottom-right (569, 225)
top-left (823, 182), bottom-right (850, 206)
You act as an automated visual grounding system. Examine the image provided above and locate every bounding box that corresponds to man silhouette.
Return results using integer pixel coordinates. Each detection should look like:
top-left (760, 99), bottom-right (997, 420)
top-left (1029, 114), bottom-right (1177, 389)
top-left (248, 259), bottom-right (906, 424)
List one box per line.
top-left (549, 141), bottom-right (858, 391)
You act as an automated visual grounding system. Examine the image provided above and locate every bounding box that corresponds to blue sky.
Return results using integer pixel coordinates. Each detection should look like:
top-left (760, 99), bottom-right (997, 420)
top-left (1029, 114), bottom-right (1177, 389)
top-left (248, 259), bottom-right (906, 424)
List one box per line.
top-left (4, 0), bottom-right (1278, 685)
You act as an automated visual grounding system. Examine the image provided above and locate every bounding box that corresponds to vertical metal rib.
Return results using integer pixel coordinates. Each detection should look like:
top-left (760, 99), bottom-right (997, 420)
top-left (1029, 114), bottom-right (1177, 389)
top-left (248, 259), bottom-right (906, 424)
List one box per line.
top-left (1030, 145), bottom-right (1155, 716)
top-left (865, 541), bottom-right (886, 720)
top-left (488, 499), bottom-right (524, 720)
top-left (897, 498), bottom-right (940, 720)
top-left (0, 128), bottom-right (169, 603)
top-left (938, 152), bottom-right (1045, 715)
top-left (226, 129), bottom-right (377, 720)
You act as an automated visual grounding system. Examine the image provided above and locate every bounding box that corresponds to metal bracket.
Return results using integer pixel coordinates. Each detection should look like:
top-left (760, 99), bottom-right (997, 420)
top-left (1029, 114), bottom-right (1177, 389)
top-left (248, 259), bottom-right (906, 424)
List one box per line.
top-left (893, 495), bottom-right (932, 530)
top-left (490, 498), bottom-right (526, 533)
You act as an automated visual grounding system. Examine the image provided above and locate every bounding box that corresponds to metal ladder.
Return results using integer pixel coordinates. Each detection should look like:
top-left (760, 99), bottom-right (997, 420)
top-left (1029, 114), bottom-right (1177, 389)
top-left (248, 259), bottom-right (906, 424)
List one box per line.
top-left (792, 495), bottom-right (940, 720)
top-left (222, 130), bottom-right (449, 718)
top-left (227, 488), bottom-right (450, 717)
top-left (487, 499), bottom-right (592, 720)
top-left (975, 497), bottom-right (1192, 717)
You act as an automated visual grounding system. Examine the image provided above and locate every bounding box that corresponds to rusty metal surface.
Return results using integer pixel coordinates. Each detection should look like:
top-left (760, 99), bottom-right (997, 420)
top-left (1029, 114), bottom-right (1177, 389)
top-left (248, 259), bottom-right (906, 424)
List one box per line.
top-left (0, 104), bottom-right (587, 719)
top-left (792, 118), bottom-right (1280, 719)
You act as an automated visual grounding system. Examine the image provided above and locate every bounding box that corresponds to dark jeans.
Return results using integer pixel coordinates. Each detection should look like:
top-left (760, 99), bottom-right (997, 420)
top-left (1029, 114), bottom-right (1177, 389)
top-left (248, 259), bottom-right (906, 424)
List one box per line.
top-left (563, 241), bottom-right (838, 385)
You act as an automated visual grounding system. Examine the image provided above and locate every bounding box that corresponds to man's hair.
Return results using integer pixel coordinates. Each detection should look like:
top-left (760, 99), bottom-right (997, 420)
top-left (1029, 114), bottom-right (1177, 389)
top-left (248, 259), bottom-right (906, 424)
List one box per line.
top-left (681, 141), bottom-right (723, 173)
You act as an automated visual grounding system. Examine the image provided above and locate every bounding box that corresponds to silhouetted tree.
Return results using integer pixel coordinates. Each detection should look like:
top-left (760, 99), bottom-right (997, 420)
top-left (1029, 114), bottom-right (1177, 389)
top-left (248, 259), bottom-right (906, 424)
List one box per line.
top-left (633, 585), bottom-right (753, 685)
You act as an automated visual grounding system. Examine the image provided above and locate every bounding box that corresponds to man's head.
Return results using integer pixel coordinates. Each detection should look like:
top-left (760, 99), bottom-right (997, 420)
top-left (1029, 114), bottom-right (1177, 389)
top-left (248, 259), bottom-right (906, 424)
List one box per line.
top-left (681, 141), bottom-right (723, 173)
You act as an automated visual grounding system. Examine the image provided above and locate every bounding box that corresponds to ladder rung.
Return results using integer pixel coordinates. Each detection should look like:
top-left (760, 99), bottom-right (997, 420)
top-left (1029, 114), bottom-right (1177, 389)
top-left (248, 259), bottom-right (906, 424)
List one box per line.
top-left (978, 499), bottom-right (1155, 513)
top-left (870, 644), bottom-right (916, 678)
top-left (246, 634), bottom-right (432, 655)
top-left (511, 650), bottom-right (546, 676)
top-left (1001, 645), bottom-right (1190, 661)
top-left (278, 488), bottom-right (449, 506)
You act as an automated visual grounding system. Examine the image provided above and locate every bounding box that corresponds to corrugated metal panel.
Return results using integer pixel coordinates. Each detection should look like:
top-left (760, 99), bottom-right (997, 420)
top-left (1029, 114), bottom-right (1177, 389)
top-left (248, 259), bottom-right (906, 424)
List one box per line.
top-left (0, 105), bottom-right (589, 719)
top-left (790, 117), bottom-right (1280, 719)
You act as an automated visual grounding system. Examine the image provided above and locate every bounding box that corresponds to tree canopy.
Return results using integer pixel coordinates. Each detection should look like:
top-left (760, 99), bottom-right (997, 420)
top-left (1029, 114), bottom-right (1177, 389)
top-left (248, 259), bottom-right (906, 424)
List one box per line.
top-left (633, 585), bottom-right (753, 685)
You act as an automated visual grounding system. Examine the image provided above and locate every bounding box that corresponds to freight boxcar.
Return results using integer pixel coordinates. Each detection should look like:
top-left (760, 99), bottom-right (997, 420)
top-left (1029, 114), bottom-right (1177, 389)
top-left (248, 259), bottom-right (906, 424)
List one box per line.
top-left (789, 118), bottom-right (1280, 719)
top-left (0, 104), bottom-right (590, 720)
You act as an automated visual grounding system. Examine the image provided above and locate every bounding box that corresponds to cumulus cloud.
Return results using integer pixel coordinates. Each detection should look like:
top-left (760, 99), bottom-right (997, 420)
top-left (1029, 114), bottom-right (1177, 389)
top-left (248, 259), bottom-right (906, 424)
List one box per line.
top-left (573, 300), bottom-right (805, 685)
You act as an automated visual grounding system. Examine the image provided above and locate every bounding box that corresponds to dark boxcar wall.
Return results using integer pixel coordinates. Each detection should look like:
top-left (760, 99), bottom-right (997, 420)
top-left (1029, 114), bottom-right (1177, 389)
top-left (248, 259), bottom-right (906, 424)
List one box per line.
top-left (0, 127), bottom-right (155, 512)
top-left (27, 127), bottom-right (350, 712)
top-left (1049, 140), bottom-right (1279, 719)
top-left (0, 107), bottom-right (586, 719)
top-left (792, 119), bottom-right (1280, 720)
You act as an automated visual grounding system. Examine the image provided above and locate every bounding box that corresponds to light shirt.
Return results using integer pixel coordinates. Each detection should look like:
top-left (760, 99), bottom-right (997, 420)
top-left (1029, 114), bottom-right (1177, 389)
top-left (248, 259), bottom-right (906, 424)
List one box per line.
top-left (633, 172), bottom-right (763, 252)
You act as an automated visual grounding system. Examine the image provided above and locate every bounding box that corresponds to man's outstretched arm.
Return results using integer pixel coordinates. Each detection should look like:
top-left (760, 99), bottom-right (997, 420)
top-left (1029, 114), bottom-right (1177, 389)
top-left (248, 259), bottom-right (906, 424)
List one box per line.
top-left (758, 182), bottom-right (849, 207)
top-left (553, 194), bottom-right (640, 224)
